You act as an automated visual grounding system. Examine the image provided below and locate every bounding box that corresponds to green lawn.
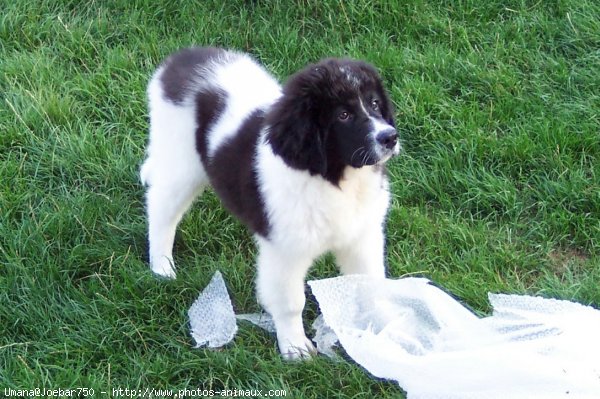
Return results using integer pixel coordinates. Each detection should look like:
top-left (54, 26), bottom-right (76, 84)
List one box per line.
top-left (1, 0), bottom-right (599, 397)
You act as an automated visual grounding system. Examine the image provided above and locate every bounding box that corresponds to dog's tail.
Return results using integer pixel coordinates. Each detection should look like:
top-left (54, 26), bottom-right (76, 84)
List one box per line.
top-left (139, 158), bottom-right (152, 187)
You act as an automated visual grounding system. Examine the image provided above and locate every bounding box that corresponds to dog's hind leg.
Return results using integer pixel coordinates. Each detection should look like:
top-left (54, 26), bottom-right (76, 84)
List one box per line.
top-left (143, 167), bottom-right (206, 279)
top-left (142, 85), bottom-right (208, 278)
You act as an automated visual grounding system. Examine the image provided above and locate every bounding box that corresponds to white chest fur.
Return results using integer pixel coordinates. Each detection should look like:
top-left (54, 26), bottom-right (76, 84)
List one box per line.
top-left (256, 140), bottom-right (390, 258)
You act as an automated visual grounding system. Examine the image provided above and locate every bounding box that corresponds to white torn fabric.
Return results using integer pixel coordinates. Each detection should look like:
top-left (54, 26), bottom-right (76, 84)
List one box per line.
top-left (188, 271), bottom-right (237, 348)
top-left (308, 276), bottom-right (600, 399)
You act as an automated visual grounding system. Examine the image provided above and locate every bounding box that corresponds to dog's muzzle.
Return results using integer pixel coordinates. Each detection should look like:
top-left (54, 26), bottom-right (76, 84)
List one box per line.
top-left (376, 128), bottom-right (398, 150)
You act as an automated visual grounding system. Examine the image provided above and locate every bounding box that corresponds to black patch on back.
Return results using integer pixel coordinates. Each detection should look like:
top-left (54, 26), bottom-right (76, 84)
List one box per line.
top-left (204, 110), bottom-right (270, 237)
top-left (195, 88), bottom-right (228, 159)
top-left (160, 47), bottom-right (225, 104)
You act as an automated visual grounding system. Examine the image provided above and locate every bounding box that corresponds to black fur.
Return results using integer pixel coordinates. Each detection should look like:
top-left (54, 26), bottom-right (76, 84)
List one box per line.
top-left (160, 47), bottom-right (225, 104)
top-left (266, 58), bottom-right (395, 185)
top-left (203, 110), bottom-right (271, 237)
top-left (195, 88), bottom-right (228, 156)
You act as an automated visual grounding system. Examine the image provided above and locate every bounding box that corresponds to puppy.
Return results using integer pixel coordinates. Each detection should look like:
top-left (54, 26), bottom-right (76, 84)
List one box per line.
top-left (140, 47), bottom-right (400, 359)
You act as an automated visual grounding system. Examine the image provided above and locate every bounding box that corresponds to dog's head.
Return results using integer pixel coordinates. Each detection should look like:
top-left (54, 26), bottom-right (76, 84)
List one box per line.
top-left (266, 58), bottom-right (399, 184)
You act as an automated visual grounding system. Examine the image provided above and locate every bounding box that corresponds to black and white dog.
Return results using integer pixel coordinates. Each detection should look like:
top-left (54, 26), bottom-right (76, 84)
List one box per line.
top-left (140, 47), bottom-right (400, 359)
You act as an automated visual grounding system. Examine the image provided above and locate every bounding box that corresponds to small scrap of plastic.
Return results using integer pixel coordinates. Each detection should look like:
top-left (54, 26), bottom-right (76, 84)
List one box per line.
top-left (236, 313), bottom-right (276, 333)
top-left (188, 271), bottom-right (237, 348)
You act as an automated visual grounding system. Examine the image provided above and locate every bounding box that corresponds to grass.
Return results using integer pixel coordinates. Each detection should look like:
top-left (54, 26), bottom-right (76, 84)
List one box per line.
top-left (1, 0), bottom-right (599, 397)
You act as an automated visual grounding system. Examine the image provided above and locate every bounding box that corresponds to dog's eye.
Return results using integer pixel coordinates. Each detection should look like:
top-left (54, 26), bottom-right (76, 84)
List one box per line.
top-left (371, 99), bottom-right (380, 111)
top-left (338, 111), bottom-right (351, 121)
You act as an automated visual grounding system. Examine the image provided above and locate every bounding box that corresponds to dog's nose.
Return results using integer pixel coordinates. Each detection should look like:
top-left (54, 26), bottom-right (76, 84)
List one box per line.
top-left (376, 129), bottom-right (398, 149)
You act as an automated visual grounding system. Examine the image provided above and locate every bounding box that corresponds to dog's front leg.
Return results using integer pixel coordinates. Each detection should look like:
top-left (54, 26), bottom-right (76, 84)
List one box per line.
top-left (255, 238), bottom-right (316, 360)
top-left (334, 224), bottom-right (386, 277)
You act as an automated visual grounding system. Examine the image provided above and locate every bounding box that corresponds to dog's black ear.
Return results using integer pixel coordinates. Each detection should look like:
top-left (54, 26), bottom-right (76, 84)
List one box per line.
top-left (265, 66), bottom-right (329, 176)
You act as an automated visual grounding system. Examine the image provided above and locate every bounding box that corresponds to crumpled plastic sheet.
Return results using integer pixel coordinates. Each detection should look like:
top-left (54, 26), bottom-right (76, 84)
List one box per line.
top-left (188, 272), bottom-right (600, 398)
top-left (188, 271), bottom-right (237, 348)
top-left (308, 275), bottom-right (600, 399)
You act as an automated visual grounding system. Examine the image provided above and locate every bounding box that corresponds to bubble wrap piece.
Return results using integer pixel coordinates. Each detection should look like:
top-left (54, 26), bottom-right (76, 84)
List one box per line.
top-left (312, 314), bottom-right (340, 359)
top-left (236, 313), bottom-right (276, 333)
top-left (308, 275), bottom-right (600, 399)
top-left (188, 271), bottom-right (237, 348)
top-left (236, 313), bottom-right (340, 358)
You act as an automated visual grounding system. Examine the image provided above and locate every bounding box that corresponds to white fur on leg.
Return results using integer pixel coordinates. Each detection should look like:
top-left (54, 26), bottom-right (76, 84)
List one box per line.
top-left (151, 255), bottom-right (177, 279)
top-left (255, 238), bottom-right (317, 360)
top-left (142, 73), bottom-right (209, 279)
top-left (334, 225), bottom-right (386, 277)
top-left (273, 314), bottom-right (316, 360)
top-left (145, 179), bottom-right (205, 279)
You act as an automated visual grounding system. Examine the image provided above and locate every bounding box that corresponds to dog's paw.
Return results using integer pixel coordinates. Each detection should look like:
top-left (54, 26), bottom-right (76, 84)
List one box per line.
top-left (279, 335), bottom-right (317, 361)
top-left (150, 256), bottom-right (177, 279)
